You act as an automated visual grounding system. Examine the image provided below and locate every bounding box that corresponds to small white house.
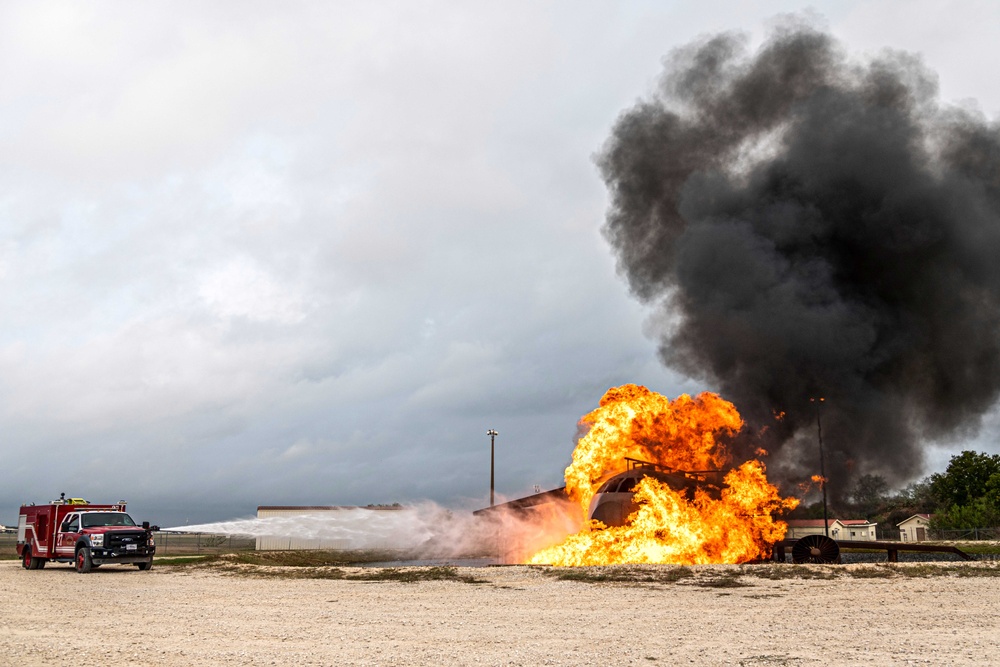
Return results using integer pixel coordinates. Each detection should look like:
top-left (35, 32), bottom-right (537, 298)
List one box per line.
top-left (785, 519), bottom-right (836, 539)
top-left (897, 514), bottom-right (932, 542)
top-left (785, 518), bottom-right (877, 541)
top-left (834, 519), bottom-right (878, 541)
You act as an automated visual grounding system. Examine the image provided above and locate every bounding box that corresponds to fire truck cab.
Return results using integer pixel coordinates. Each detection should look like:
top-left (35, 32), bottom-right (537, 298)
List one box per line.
top-left (17, 494), bottom-right (158, 573)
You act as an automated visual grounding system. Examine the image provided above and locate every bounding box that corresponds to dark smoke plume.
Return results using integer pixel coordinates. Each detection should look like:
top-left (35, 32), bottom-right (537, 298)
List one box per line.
top-left (599, 22), bottom-right (1000, 494)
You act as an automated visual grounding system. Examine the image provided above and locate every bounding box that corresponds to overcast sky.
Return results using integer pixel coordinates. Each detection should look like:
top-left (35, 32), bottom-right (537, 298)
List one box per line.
top-left (3, 1), bottom-right (999, 526)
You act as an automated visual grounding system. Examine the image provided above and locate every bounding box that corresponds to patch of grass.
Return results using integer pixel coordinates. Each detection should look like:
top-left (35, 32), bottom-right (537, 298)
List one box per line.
top-left (839, 563), bottom-right (1000, 579)
top-left (223, 550), bottom-right (406, 567)
top-left (656, 567), bottom-right (695, 583)
top-left (345, 566), bottom-right (487, 584)
top-left (920, 542), bottom-right (1000, 556)
top-left (844, 565), bottom-right (899, 579)
top-left (191, 556), bottom-right (347, 580)
top-left (154, 556), bottom-right (216, 566)
top-left (953, 564), bottom-right (1000, 577)
top-left (895, 564), bottom-right (949, 578)
top-left (892, 563), bottom-right (999, 578)
top-left (241, 566), bottom-right (349, 580)
top-left (543, 565), bottom-right (694, 585)
top-left (693, 572), bottom-right (749, 588)
top-left (742, 565), bottom-right (838, 580)
top-left (200, 558), bottom-right (486, 584)
top-left (738, 655), bottom-right (799, 666)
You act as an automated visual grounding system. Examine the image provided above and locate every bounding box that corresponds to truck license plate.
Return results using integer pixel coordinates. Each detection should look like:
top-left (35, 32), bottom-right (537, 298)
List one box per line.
top-left (126, 544), bottom-right (137, 551)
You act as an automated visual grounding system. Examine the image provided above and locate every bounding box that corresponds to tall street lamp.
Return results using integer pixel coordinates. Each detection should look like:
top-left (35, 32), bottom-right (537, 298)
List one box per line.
top-left (810, 397), bottom-right (829, 537)
top-left (487, 429), bottom-right (498, 507)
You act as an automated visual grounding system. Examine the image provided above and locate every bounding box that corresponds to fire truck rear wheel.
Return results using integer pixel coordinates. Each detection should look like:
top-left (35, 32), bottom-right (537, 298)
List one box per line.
top-left (75, 547), bottom-right (93, 574)
top-left (22, 546), bottom-right (44, 570)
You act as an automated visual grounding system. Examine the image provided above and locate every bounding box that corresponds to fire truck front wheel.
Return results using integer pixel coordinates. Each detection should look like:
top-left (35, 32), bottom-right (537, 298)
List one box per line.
top-left (75, 546), bottom-right (93, 574)
top-left (136, 559), bottom-right (152, 571)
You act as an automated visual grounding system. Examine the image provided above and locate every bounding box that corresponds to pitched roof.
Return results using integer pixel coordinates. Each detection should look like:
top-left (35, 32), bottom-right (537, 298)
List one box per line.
top-left (786, 519), bottom-right (838, 527)
top-left (786, 518), bottom-right (874, 527)
top-left (896, 513), bottom-right (932, 526)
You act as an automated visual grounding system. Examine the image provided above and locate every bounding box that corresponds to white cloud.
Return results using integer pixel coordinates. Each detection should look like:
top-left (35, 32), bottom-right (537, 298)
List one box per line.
top-left (198, 256), bottom-right (307, 325)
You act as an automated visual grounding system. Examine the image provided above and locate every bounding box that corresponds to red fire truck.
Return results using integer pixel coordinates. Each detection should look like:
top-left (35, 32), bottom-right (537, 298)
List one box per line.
top-left (16, 494), bottom-right (158, 573)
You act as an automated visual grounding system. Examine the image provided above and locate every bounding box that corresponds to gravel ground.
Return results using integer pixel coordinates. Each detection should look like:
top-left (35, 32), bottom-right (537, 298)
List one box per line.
top-left (1, 559), bottom-right (998, 666)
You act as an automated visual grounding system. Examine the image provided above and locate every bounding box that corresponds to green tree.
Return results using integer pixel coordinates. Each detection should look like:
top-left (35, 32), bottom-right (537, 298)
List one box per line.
top-left (985, 472), bottom-right (1000, 510)
top-left (930, 498), bottom-right (1000, 531)
top-left (849, 474), bottom-right (889, 518)
top-left (929, 451), bottom-right (1000, 508)
top-left (892, 480), bottom-right (936, 513)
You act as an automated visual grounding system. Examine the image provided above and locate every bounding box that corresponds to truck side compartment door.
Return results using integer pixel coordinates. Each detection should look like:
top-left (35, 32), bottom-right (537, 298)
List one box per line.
top-left (35, 514), bottom-right (49, 552)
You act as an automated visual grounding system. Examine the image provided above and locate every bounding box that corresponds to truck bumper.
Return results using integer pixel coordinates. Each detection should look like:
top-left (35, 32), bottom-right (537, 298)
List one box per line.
top-left (90, 546), bottom-right (155, 565)
top-left (92, 555), bottom-right (154, 565)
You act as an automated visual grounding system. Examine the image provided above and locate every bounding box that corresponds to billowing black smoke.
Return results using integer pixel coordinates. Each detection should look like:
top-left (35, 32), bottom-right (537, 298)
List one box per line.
top-left (599, 23), bottom-right (1000, 494)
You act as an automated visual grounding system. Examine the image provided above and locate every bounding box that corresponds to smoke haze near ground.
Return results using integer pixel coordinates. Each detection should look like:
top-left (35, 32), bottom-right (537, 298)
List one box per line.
top-left (167, 502), bottom-right (581, 560)
top-left (599, 21), bottom-right (1000, 495)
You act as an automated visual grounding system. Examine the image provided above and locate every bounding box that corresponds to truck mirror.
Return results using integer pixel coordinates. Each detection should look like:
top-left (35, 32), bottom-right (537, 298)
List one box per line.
top-left (142, 521), bottom-right (150, 530)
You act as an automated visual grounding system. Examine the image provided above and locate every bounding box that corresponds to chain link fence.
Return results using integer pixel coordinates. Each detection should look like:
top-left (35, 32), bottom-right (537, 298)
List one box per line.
top-left (876, 526), bottom-right (1000, 541)
top-left (151, 532), bottom-right (256, 554)
top-left (927, 527), bottom-right (1000, 541)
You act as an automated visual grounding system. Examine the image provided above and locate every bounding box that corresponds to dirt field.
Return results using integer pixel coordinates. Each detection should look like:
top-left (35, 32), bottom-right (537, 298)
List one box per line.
top-left (1, 559), bottom-right (998, 666)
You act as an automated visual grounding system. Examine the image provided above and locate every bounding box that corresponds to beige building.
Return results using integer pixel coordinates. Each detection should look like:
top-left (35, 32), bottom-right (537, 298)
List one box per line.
top-left (834, 519), bottom-right (878, 541)
top-left (785, 518), bottom-right (877, 541)
top-left (897, 514), bottom-right (932, 542)
top-left (785, 519), bottom-right (836, 539)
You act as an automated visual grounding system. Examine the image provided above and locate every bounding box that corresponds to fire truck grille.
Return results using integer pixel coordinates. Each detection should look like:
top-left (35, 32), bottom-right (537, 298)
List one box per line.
top-left (106, 531), bottom-right (146, 551)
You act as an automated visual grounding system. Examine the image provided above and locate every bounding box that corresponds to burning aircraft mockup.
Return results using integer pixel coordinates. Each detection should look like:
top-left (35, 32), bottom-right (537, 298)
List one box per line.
top-left (528, 385), bottom-right (798, 566)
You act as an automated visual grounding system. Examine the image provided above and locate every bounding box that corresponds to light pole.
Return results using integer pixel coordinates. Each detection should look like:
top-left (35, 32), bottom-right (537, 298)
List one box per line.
top-left (487, 429), bottom-right (498, 507)
top-left (810, 397), bottom-right (829, 537)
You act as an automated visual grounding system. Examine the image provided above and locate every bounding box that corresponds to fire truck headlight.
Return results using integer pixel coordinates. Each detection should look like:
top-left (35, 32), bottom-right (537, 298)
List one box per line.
top-left (147, 537), bottom-right (155, 546)
top-left (90, 534), bottom-right (104, 547)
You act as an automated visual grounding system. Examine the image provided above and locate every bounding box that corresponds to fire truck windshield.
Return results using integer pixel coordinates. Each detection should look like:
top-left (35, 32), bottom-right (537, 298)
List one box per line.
top-left (81, 512), bottom-right (137, 528)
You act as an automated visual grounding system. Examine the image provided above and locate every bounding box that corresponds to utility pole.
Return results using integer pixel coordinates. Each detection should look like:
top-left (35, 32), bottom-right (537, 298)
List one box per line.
top-left (810, 397), bottom-right (829, 537)
top-left (487, 429), bottom-right (498, 507)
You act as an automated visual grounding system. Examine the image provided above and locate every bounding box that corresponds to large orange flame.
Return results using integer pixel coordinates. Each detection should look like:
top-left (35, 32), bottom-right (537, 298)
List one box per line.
top-left (527, 384), bottom-right (798, 565)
